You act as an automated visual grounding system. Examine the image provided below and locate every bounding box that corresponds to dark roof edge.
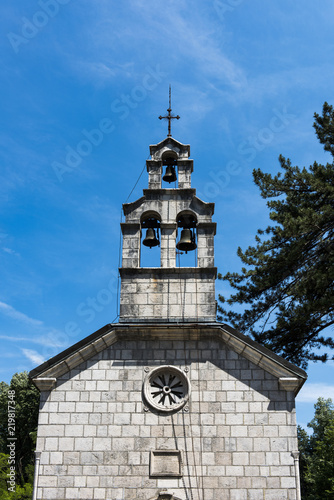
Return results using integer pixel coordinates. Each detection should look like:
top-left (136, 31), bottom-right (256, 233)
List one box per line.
top-left (28, 323), bottom-right (114, 380)
top-left (219, 322), bottom-right (307, 380)
top-left (29, 321), bottom-right (307, 381)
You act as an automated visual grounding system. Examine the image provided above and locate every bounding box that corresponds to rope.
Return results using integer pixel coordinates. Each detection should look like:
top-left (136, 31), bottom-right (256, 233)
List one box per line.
top-left (116, 160), bottom-right (147, 319)
top-left (124, 162), bottom-right (147, 203)
top-left (115, 208), bottom-right (123, 320)
top-left (181, 410), bottom-right (195, 500)
top-left (196, 341), bottom-right (205, 500)
top-left (171, 414), bottom-right (190, 500)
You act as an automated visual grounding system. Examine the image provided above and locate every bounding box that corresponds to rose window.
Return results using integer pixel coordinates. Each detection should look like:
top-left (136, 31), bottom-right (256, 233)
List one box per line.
top-left (143, 366), bottom-right (190, 413)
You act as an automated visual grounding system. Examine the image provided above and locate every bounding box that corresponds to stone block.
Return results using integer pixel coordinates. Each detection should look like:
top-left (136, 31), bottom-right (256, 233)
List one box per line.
top-left (263, 426), bottom-right (278, 438)
top-left (252, 476), bottom-right (267, 488)
top-left (270, 465), bottom-right (291, 476)
top-left (65, 425), bottom-right (83, 437)
top-left (244, 465), bottom-right (260, 476)
top-left (279, 425), bottom-right (296, 437)
top-left (237, 476), bottom-right (252, 487)
top-left (249, 452), bottom-right (265, 465)
top-left (39, 452), bottom-right (50, 465)
top-left (63, 452), bottom-right (80, 465)
top-left (215, 452), bottom-right (232, 465)
top-left (38, 475), bottom-right (57, 487)
top-left (49, 413), bottom-right (70, 425)
top-left (58, 476), bottom-right (74, 487)
top-left (96, 426), bottom-right (108, 437)
top-left (75, 402), bottom-right (93, 413)
top-left (42, 487), bottom-right (65, 499)
top-left (45, 438), bottom-right (58, 451)
top-left (74, 476), bottom-right (86, 487)
top-left (220, 402), bottom-right (236, 413)
top-left (59, 437), bottom-right (74, 451)
top-left (74, 437), bottom-right (93, 451)
top-left (270, 437), bottom-right (288, 452)
top-left (226, 465), bottom-right (244, 476)
top-left (49, 452), bottom-right (63, 464)
top-left (58, 402), bottom-right (76, 413)
top-left (264, 490), bottom-right (288, 500)
top-left (254, 438), bottom-right (270, 451)
top-left (231, 426), bottom-right (248, 437)
top-left (114, 413), bottom-right (131, 425)
top-left (207, 465), bottom-right (225, 476)
top-left (232, 452), bottom-right (249, 465)
top-left (50, 391), bottom-right (65, 402)
top-left (225, 413), bottom-right (243, 425)
top-left (71, 413), bottom-right (89, 425)
top-left (113, 438), bottom-right (135, 451)
top-left (248, 490), bottom-right (264, 500)
top-left (39, 425), bottom-right (64, 437)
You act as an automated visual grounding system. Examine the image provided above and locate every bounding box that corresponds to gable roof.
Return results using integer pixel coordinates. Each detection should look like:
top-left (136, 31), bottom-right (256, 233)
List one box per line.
top-left (29, 322), bottom-right (307, 395)
top-left (149, 137), bottom-right (191, 159)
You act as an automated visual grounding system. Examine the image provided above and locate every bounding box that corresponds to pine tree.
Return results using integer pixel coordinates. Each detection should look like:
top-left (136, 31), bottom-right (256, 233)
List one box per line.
top-left (218, 102), bottom-right (334, 369)
top-left (298, 398), bottom-right (334, 499)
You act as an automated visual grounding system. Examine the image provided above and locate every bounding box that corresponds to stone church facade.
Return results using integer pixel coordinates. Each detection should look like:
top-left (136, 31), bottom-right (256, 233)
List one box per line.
top-left (30, 132), bottom-right (306, 500)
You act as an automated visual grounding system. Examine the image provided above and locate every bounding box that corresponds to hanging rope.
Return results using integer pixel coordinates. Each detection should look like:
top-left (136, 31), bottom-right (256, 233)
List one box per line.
top-left (115, 160), bottom-right (147, 320)
top-left (124, 161), bottom-right (147, 203)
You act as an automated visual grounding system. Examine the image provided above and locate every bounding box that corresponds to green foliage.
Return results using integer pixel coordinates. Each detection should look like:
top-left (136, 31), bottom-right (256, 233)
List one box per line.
top-left (218, 102), bottom-right (334, 369)
top-left (298, 398), bottom-right (334, 499)
top-left (0, 453), bottom-right (33, 500)
top-left (0, 372), bottom-right (40, 497)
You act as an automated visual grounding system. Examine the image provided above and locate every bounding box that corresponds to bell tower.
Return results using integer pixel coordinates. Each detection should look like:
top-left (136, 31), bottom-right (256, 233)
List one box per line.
top-left (119, 94), bottom-right (217, 323)
top-left (31, 91), bottom-right (306, 500)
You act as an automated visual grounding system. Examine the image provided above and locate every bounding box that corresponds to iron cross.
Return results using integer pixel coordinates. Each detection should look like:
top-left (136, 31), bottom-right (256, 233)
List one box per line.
top-left (159, 85), bottom-right (180, 137)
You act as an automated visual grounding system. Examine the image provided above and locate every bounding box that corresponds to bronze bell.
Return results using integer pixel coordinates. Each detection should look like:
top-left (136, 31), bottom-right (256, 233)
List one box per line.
top-left (176, 228), bottom-right (197, 253)
top-left (162, 165), bottom-right (177, 183)
top-left (142, 228), bottom-right (159, 248)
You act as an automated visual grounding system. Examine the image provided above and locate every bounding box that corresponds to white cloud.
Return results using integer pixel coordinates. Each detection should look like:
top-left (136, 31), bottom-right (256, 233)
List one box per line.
top-left (0, 303), bottom-right (71, 350)
top-left (21, 349), bottom-right (45, 366)
top-left (296, 383), bottom-right (334, 403)
top-left (0, 334), bottom-right (66, 348)
top-left (2, 247), bottom-right (20, 257)
top-left (69, 1), bottom-right (247, 91)
top-left (0, 301), bottom-right (43, 328)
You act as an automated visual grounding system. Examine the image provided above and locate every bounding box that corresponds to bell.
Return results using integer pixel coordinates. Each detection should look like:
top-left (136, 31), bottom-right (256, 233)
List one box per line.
top-left (176, 228), bottom-right (197, 253)
top-left (142, 228), bottom-right (159, 248)
top-left (162, 166), bottom-right (177, 183)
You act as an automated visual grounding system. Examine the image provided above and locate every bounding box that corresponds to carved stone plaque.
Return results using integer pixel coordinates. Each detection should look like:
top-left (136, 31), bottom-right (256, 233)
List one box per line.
top-left (150, 450), bottom-right (182, 477)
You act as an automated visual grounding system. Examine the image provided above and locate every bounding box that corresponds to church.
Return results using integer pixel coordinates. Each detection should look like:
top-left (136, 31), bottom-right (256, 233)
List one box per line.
top-left (30, 97), bottom-right (307, 500)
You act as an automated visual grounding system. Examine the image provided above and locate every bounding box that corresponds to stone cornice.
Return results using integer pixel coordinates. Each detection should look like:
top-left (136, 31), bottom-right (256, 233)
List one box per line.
top-left (29, 322), bottom-right (307, 395)
top-left (119, 267), bottom-right (218, 277)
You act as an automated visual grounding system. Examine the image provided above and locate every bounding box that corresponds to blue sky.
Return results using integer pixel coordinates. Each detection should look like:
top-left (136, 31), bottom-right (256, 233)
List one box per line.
top-left (1, 0), bottom-right (334, 429)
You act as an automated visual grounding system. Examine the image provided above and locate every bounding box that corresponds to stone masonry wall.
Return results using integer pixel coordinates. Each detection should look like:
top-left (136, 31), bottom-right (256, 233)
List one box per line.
top-left (119, 271), bottom-right (217, 322)
top-left (36, 337), bottom-right (299, 500)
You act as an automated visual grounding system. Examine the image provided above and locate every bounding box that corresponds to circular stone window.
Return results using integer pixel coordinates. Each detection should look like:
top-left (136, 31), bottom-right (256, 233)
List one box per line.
top-left (143, 366), bottom-right (190, 413)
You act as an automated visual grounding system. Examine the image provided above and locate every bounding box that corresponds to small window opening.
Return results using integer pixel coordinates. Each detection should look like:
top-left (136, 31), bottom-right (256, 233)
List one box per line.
top-left (141, 217), bottom-right (161, 267)
top-left (162, 151), bottom-right (178, 187)
top-left (176, 213), bottom-right (197, 267)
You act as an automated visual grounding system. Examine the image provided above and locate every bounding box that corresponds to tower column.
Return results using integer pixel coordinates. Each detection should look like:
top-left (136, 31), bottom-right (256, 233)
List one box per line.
top-left (147, 160), bottom-right (162, 189)
top-left (177, 160), bottom-right (193, 189)
top-left (121, 223), bottom-right (141, 268)
top-left (197, 223), bottom-right (216, 267)
top-left (160, 223), bottom-right (177, 268)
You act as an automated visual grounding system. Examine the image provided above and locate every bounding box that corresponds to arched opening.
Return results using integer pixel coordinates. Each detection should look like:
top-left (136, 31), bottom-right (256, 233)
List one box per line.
top-left (161, 150), bottom-right (178, 188)
top-left (176, 212), bottom-right (197, 267)
top-left (140, 212), bottom-right (161, 267)
top-left (149, 493), bottom-right (182, 500)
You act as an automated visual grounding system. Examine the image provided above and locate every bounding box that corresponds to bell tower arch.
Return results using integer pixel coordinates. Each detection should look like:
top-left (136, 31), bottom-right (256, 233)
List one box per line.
top-left (119, 133), bottom-right (217, 323)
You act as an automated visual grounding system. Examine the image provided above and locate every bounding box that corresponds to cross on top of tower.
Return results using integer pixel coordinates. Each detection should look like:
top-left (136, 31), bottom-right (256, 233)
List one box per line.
top-left (158, 85), bottom-right (180, 138)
